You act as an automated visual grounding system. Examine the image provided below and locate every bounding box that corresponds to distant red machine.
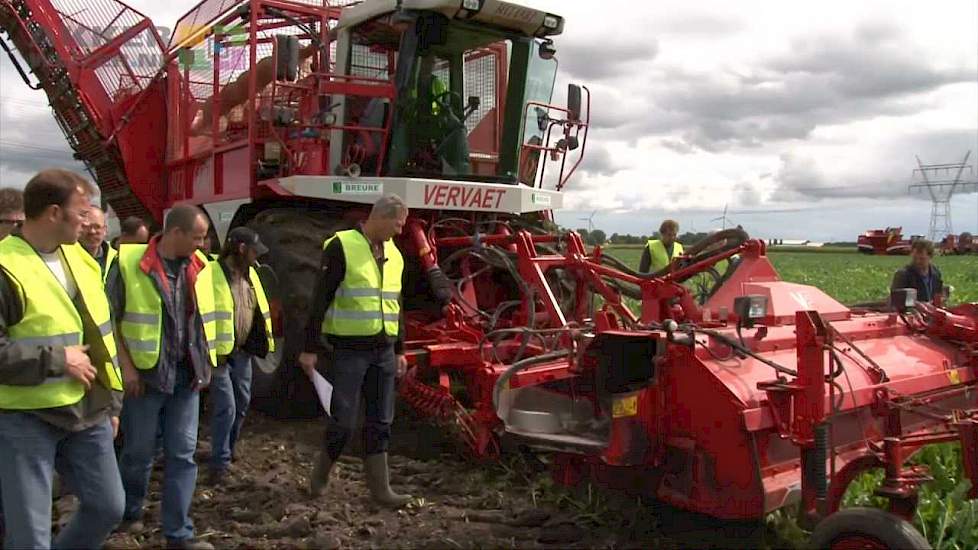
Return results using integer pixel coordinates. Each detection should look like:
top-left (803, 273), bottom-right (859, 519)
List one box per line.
top-left (940, 232), bottom-right (976, 255)
top-left (857, 227), bottom-right (913, 255)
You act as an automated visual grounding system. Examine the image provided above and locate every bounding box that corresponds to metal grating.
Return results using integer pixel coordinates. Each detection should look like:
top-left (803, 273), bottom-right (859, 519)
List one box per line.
top-left (170, 0), bottom-right (361, 51)
top-left (462, 49), bottom-right (496, 135)
top-left (349, 43), bottom-right (391, 78)
top-left (50, 0), bottom-right (150, 55)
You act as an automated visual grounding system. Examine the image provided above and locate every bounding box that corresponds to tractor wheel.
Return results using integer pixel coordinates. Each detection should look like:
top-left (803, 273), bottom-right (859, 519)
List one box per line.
top-left (248, 206), bottom-right (356, 418)
top-left (808, 507), bottom-right (931, 550)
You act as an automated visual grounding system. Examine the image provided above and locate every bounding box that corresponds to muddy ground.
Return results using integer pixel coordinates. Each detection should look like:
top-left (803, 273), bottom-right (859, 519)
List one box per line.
top-left (52, 407), bottom-right (791, 549)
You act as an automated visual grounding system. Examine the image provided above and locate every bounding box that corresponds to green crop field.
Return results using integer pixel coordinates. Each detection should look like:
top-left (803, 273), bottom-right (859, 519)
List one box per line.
top-left (604, 246), bottom-right (978, 303)
top-left (603, 245), bottom-right (978, 548)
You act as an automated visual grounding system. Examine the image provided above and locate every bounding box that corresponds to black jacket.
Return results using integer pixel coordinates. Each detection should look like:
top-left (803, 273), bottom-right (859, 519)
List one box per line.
top-left (106, 240), bottom-right (213, 393)
top-left (891, 264), bottom-right (944, 303)
top-left (304, 230), bottom-right (405, 355)
top-left (217, 258), bottom-right (270, 362)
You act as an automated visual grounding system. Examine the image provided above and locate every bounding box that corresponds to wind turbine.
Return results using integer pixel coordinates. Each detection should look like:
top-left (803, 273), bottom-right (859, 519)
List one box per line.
top-left (711, 204), bottom-right (734, 230)
top-left (579, 210), bottom-right (597, 232)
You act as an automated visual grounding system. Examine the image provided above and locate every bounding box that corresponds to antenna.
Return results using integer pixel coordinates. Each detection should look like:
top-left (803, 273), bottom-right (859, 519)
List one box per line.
top-left (909, 151), bottom-right (978, 241)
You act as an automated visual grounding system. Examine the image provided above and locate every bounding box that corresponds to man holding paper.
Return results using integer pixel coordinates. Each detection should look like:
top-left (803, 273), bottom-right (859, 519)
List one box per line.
top-left (298, 194), bottom-right (412, 508)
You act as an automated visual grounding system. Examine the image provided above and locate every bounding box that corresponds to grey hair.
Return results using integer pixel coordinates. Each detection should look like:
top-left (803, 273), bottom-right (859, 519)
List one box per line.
top-left (369, 194), bottom-right (408, 220)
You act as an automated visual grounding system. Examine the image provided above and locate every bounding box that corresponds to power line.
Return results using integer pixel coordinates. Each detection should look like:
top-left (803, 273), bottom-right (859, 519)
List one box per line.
top-left (908, 151), bottom-right (978, 240)
top-left (0, 140), bottom-right (75, 157)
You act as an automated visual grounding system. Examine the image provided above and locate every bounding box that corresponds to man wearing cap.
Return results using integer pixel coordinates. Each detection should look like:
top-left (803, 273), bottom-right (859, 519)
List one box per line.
top-left (207, 227), bottom-right (274, 483)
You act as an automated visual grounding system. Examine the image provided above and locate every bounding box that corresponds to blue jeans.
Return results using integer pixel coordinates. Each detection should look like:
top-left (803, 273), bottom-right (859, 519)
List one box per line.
top-left (324, 345), bottom-right (397, 460)
top-left (209, 351), bottom-right (253, 471)
top-left (119, 367), bottom-right (200, 543)
top-left (0, 413), bottom-right (124, 549)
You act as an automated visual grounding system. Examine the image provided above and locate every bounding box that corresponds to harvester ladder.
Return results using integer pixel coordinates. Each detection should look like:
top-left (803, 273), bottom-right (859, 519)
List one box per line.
top-left (0, 0), bottom-right (153, 221)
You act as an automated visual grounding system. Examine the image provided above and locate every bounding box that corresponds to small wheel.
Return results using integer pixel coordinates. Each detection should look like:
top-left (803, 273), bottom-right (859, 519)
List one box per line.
top-left (809, 507), bottom-right (931, 550)
top-left (685, 267), bottom-right (721, 305)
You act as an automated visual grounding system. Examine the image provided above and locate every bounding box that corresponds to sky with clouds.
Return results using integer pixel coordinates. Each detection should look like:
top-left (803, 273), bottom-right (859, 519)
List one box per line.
top-left (1, 0), bottom-right (976, 241)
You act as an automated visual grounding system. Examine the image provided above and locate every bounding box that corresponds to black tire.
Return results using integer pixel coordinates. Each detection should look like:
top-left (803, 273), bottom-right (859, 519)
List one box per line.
top-left (808, 507), bottom-right (931, 550)
top-left (247, 206), bottom-right (355, 418)
top-left (685, 267), bottom-right (721, 305)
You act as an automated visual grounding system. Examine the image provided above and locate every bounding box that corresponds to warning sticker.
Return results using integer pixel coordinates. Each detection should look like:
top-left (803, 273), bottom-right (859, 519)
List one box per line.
top-left (612, 395), bottom-right (638, 418)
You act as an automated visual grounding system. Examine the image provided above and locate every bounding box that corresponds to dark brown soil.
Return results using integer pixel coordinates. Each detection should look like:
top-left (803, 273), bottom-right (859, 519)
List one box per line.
top-left (51, 410), bottom-right (785, 549)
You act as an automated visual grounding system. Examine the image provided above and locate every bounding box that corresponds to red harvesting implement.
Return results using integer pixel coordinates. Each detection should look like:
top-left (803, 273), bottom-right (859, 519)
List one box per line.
top-left (857, 227), bottom-right (914, 255)
top-left (2, 1), bottom-right (976, 547)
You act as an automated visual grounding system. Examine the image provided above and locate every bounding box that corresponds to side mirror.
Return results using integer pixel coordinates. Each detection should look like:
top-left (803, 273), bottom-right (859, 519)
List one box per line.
top-left (567, 84), bottom-right (582, 122)
top-left (889, 288), bottom-right (917, 312)
top-left (539, 39), bottom-right (556, 60)
top-left (535, 106), bottom-right (549, 132)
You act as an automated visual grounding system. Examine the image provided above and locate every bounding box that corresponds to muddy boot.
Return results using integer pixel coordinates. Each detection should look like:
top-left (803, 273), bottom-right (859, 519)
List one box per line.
top-left (309, 450), bottom-right (335, 497)
top-left (364, 453), bottom-right (411, 508)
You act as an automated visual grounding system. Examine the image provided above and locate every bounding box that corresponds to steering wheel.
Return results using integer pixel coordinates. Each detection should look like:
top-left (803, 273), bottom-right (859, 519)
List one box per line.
top-left (433, 90), bottom-right (466, 121)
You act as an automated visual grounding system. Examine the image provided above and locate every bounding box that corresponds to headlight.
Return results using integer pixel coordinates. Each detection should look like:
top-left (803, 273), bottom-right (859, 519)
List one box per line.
top-left (890, 288), bottom-right (917, 311)
top-left (733, 295), bottom-right (768, 328)
top-left (543, 14), bottom-right (561, 29)
top-left (462, 0), bottom-right (481, 11)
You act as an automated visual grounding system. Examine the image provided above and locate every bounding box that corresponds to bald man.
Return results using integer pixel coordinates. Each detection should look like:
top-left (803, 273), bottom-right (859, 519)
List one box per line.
top-left (80, 207), bottom-right (116, 282)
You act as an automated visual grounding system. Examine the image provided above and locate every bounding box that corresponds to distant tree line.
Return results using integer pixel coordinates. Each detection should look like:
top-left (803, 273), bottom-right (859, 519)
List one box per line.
top-left (572, 229), bottom-right (711, 247)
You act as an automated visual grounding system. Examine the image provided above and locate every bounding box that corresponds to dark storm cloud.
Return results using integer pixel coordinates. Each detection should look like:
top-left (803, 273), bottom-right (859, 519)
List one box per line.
top-left (557, 37), bottom-right (659, 81)
top-left (770, 129), bottom-right (978, 201)
top-left (621, 23), bottom-right (972, 151)
top-left (0, 79), bottom-right (84, 180)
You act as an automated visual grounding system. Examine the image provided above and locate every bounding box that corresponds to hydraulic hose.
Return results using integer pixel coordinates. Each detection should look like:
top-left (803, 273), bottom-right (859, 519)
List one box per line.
top-left (693, 326), bottom-right (798, 377)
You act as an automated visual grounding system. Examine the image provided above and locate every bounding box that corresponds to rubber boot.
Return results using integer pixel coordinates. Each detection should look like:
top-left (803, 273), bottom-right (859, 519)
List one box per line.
top-left (364, 453), bottom-right (412, 508)
top-left (309, 450), bottom-right (335, 497)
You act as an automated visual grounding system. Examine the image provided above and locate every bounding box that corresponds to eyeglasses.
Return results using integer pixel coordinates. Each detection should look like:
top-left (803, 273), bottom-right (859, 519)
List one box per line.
top-left (0, 219), bottom-right (23, 229)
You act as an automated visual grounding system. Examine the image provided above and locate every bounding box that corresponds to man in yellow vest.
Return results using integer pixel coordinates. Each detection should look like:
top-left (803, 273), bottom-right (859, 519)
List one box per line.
top-left (0, 187), bottom-right (24, 240)
top-left (0, 187), bottom-right (24, 546)
top-left (207, 227), bottom-right (274, 483)
top-left (299, 194), bottom-right (412, 508)
top-left (107, 204), bottom-right (217, 550)
top-left (80, 206), bottom-right (117, 282)
top-left (0, 169), bottom-right (124, 549)
top-left (640, 219), bottom-right (684, 273)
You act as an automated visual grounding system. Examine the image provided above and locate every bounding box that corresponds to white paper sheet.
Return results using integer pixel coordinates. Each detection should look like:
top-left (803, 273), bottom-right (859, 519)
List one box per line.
top-left (310, 370), bottom-right (333, 414)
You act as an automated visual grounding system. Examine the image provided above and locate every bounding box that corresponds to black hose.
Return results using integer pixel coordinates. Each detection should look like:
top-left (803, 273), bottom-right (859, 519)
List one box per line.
top-left (693, 326), bottom-right (798, 377)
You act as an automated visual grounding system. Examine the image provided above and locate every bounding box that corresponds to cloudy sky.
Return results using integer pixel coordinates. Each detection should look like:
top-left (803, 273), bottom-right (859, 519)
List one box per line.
top-left (1, 0), bottom-right (976, 241)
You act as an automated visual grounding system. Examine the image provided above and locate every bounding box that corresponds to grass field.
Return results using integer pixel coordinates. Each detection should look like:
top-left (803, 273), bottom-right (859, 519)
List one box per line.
top-left (604, 246), bottom-right (978, 303)
top-left (602, 245), bottom-right (978, 548)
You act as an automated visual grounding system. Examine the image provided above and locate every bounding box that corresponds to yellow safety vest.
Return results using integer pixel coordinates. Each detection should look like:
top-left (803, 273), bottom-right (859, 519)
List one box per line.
top-left (101, 245), bottom-right (118, 285)
top-left (646, 239), bottom-right (684, 272)
top-left (118, 245), bottom-right (218, 369)
top-left (322, 230), bottom-right (402, 337)
top-left (211, 259), bottom-right (275, 357)
top-left (0, 237), bottom-right (122, 409)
